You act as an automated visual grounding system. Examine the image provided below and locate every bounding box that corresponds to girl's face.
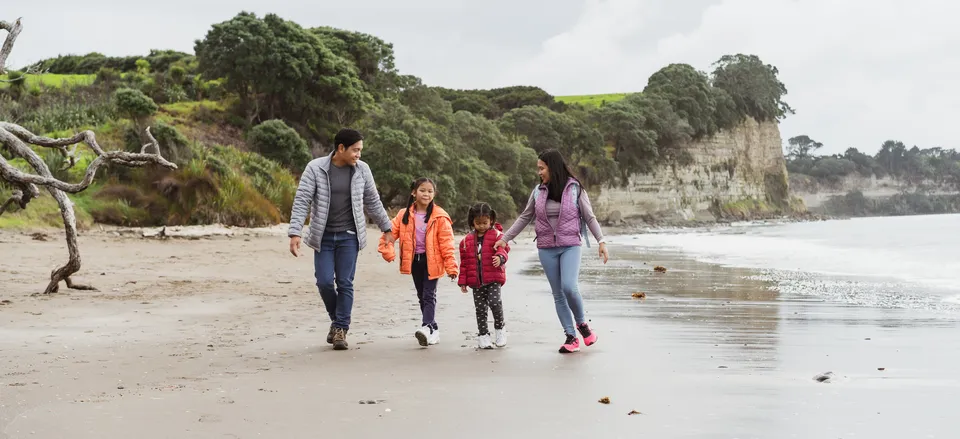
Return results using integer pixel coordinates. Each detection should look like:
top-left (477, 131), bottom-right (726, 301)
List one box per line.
top-left (537, 159), bottom-right (550, 183)
top-left (412, 182), bottom-right (436, 206)
top-left (473, 215), bottom-right (492, 233)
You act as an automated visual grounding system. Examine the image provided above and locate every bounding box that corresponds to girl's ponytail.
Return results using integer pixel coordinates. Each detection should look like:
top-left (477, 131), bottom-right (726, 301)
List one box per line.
top-left (401, 193), bottom-right (415, 225)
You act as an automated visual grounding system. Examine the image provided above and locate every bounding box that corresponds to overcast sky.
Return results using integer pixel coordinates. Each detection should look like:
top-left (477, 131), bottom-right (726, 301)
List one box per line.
top-left (4, 0), bottom-right (956, 155)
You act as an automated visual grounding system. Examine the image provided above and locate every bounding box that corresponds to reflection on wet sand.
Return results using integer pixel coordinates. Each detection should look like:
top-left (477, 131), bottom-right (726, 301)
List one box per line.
top-left (521, 244), bottom-right (784, 369)
top-left (581, 246), bottom-right (781, 369)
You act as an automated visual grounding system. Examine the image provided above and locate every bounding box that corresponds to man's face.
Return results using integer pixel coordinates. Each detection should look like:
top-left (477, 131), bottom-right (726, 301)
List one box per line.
top-left (336, 140), bottom-right (363, 165)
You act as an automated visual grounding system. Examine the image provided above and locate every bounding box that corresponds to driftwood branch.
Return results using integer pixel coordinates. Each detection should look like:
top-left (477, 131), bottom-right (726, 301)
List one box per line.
top-left (0, 17), bottom-right (23, 75)
top-left (0, 123), bottom-right (174, 193)
top-left (0, 122), bottom-right (177, 294)
top-left (1, 17), bottom-right (178, 294)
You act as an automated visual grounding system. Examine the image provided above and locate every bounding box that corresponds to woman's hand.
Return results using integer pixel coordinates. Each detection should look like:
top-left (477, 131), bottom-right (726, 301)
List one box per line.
top-left (598, 242), bottom-right (609, 264)
top-left (493, 239), bottom-right (507, 250)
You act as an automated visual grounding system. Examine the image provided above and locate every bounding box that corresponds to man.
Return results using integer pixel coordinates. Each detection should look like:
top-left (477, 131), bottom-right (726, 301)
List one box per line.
top-left (288, 128), bottom-right (394, 351)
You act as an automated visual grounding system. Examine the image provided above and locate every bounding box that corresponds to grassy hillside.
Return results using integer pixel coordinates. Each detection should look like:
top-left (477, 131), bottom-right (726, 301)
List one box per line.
top-left (0, 73), bottom-right (95, 89)
top-left (0, 92), bottom-right (295, 230)
top-left (555, 93), bottom-right (631, 107)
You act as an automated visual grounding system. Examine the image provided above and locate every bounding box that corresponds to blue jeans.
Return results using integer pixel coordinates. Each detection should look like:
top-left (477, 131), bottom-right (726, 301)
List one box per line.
top-left (538, 245), bottom-right (586, 336)
top-left (314, 231), bottom-right (359, 329)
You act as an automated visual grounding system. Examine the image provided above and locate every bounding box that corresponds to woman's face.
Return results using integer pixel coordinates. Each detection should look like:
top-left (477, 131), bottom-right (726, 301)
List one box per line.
top-left (537, 159), bottom-right (550, 183)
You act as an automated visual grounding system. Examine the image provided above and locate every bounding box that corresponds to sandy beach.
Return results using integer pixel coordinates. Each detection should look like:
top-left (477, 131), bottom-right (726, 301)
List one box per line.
top-left (1, 225), bottom-right (957, 438)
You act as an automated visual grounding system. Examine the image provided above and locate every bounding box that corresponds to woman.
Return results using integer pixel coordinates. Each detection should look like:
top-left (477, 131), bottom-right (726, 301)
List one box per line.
top-left (495, 149), bottom-right (609, 353)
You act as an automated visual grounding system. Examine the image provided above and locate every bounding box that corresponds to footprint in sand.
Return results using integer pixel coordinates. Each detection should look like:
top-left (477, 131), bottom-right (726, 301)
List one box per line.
top-left (198, 414), bottom-right (223, 423)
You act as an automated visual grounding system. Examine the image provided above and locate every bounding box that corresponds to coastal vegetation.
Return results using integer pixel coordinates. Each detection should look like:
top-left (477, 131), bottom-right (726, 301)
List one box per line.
top-left (785, 135), bottom-right (960, 217)
top-left (2, 12), bottom-right (795, 230)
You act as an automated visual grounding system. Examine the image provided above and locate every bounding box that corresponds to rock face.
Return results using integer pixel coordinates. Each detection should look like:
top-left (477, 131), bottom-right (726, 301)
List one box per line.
top-left (595, 118), bottom-right (790, 222)
top-left (790, 173), bottom-right (957, 212)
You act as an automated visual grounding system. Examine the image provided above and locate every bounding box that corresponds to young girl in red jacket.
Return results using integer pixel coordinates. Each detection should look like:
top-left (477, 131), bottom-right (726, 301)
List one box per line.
top-left (457, 203), bottom-right (510, 349)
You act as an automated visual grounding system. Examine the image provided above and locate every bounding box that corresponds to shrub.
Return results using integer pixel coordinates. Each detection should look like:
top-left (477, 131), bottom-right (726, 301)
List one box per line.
top-left (247, 119), bottom-right (310, 170)
top-left (113, 87), bottom-right (158, 128)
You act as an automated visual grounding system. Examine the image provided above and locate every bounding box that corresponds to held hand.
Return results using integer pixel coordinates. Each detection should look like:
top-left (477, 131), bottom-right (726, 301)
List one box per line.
top-left (493, 239), bottom-right (507, 250)
top-left (384, 231), bottom-right (396, 244)
top-left (448, 273), bottom-right (458, 281)
top-left (289, 236), bottom-right (301, 257)
top-left (460, 285), bottom-right (468, 294)
top-left (492, 255), bottom-right (501, 267)
top-left (598, 242), bottom-right (609, 264)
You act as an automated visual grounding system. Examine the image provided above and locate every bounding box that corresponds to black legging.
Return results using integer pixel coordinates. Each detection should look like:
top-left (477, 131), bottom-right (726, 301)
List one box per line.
top-left (472, 283), bottom-right (505, 335)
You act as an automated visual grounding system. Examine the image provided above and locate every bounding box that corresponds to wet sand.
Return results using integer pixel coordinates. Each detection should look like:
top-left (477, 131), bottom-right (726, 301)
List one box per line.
top-left (1, 227), bottom-right (957, 438)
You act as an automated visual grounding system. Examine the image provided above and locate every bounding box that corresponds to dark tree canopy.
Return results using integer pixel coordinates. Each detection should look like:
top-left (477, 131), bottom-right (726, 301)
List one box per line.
top-left (711, 54), bottom-right (795, 122)
top-left (644, 63), bottom-right (718, 138)
top-left (194, 12), bottom-right (372, 142)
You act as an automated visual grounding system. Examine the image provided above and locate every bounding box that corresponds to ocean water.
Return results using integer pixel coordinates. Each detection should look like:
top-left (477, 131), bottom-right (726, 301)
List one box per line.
top-left (617, 213), bottom-right (960, 314)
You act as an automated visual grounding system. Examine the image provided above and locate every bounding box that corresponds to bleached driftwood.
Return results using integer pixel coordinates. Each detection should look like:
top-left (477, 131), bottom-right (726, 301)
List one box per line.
top-left (0, 123), bottom-right (176, 294)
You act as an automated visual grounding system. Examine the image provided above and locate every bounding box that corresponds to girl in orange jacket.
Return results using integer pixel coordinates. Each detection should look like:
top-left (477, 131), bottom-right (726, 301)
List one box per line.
top-left (378, 177), bottom-right (459, 347)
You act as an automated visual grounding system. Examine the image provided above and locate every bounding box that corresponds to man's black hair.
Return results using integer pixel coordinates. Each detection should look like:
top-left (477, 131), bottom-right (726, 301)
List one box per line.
top-left (334, 128), bottom-right (364, 151)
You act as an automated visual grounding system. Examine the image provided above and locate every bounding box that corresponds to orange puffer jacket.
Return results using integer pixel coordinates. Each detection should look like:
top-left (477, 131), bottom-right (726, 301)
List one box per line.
top-left (378, 204), bottom-right (459, 280)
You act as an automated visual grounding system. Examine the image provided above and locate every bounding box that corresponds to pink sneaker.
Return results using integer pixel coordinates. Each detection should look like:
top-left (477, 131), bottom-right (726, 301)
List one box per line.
top-left (578, 323), bottom-right (598, 346)
top-left (559, 334), bottom-right (580, 353)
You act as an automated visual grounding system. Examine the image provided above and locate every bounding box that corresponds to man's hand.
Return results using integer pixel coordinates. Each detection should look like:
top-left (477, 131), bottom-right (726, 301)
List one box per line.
top-left (383, 231), bottom-right (396, 244)
top-left (492, 255), bottom-right (502, 267)
top-left (598, 242), bottom-right (609, 264)
top-left (289, 236), bottom-right (302, 257)
top-left (460, 285), bottom-right (468, 294)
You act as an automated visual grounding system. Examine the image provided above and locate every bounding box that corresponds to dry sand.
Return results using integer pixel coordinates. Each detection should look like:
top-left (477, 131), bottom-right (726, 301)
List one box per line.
top-left (1, 225), bottom-right (957, 438)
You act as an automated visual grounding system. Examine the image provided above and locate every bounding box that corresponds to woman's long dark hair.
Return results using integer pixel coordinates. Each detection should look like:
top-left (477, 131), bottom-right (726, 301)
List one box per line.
top-left (538, 149), bottom-right (583, 202)
top-left (402, 177), bottom-right (436, 225)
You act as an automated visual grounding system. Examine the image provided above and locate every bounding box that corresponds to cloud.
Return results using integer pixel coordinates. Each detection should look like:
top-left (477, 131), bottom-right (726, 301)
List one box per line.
top-left (3, 0), bottom-right (955, 154)
top-left (506, 0), bottom-right (960, 154)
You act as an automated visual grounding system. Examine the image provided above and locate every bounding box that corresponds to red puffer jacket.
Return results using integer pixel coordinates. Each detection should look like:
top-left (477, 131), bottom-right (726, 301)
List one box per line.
top-left (457, 224), bottom-right (510, 288)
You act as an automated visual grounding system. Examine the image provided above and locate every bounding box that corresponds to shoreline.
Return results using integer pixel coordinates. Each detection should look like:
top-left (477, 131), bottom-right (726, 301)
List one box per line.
top-left (2, 226), bottom-right (956, 438)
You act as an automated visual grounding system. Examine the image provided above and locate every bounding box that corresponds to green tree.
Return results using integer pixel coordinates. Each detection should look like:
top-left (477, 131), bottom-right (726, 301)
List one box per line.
top-left (194, 12), bottom-right (372, 141)
top-left (358, 99), bottom-right (449, 205)
top-left (711, 54), bottom-right (794, 122)
top-left (448, 110), bottom-right (537, 216)
top-left (310, 26), bottom-right (399, 99)
top-left (591, 100), bottom-right (659, 180)
top-left (498, 105), bottom-right (615, 188)
top-left (621, 93), bottom-right (695, 160)
top-left (786, 135), bottom-right (823, 159)
top-left (247, 119), bottom-right (311, 170)
top-left (644, 63), bottom-right (717, 137)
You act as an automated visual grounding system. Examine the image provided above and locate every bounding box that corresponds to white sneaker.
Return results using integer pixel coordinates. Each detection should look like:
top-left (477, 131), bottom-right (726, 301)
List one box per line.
top-left (494, 329), bottom-right (507, 347)
top-left (478, 334), bottom-right (494, 349)
top-left (427, 328), bottom-right (440, 345)
top-left (415, 326), bottom-right (430, 347)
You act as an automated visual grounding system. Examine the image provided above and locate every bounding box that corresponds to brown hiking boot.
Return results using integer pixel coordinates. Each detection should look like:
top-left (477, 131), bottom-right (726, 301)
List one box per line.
top-left (326, 325), bottom-right (335, 344)
top-left (332, 327), bottom-right (349, 350)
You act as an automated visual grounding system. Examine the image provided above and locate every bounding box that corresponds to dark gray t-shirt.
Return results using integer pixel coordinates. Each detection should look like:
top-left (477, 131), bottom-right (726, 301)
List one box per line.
top-left (325, 163), bottom-right (356, 232)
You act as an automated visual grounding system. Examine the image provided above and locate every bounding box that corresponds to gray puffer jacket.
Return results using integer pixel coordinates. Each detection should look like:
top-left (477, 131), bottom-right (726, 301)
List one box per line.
top-left (287, 153), bottom-right (392, 250)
